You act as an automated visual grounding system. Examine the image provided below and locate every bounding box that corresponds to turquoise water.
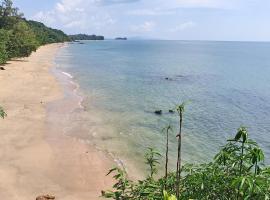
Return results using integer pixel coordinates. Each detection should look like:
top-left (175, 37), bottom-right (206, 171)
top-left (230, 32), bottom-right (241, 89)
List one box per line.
top-left (55, 40), bottom-right (270, 173)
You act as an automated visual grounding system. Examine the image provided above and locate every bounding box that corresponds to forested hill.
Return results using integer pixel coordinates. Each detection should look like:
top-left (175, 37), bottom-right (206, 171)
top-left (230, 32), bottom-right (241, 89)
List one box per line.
top-left (69, 34), bottom-right (105, 41)
top-left (0, 0), bottom-right (70, 64)
top-left (27, 20), bottom-right (69, 45)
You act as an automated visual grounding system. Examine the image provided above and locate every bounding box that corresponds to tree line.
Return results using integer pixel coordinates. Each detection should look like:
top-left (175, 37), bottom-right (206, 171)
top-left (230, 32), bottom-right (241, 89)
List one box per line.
top-left (0, 0), bottom-right (70, 65)
top-left (69, 34), bottom-right (105, 41)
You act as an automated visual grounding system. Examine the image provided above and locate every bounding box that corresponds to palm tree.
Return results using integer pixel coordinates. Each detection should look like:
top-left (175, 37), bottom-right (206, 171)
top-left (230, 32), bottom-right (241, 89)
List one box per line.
top-left (163, 125), bottom-right (173, 189)
top-left (175, 102), bottom-right (186, 199)
top-left (234, 126), bottom-right (248, 200)
top-left (234, 127), bottom-right (248, 177)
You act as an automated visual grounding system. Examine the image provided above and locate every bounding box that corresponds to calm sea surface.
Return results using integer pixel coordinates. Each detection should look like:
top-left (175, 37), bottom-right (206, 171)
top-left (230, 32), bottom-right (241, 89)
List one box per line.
top-left (54, 40), bottom-right (270, 173)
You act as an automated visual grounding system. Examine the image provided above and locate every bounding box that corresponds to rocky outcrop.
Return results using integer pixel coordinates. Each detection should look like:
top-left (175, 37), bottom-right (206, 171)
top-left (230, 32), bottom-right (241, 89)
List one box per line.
top-left (154, 110), bottom-right (162, 115)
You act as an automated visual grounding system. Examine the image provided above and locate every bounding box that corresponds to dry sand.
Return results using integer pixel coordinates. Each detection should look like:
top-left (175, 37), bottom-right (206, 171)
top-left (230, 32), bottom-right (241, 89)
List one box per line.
top-left (0, 44), bottom-right (113, 200)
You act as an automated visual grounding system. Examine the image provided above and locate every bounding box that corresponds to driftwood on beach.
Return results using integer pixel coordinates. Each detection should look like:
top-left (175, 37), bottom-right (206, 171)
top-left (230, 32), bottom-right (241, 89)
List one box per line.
top-left (36, 195), bottom-right (55, 200)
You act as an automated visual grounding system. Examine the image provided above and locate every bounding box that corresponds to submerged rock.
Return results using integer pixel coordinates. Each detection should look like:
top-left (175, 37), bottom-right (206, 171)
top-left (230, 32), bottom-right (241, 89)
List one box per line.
top-left (36, 195), bottom-right (55, 200)
top-left (165, 77), bottom-right (173, 81)
top-left (154, 110), bottom-right (162, 115)
top-left (169, 109), bottom-right (175, 113)
top-left (176, 75), bottom-right (185, 78)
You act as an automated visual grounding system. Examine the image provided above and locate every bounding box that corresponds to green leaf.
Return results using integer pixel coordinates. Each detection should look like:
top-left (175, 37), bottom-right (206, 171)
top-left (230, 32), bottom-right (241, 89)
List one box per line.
top-left (0, 106), bottom-right (7, 119)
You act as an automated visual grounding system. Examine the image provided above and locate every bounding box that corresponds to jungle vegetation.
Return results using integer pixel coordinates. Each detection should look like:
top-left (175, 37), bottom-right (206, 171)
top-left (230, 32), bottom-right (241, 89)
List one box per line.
top-left (0, 0), bottom-right (70, 65)
top-left (102, 102), bottom-right (270, 200)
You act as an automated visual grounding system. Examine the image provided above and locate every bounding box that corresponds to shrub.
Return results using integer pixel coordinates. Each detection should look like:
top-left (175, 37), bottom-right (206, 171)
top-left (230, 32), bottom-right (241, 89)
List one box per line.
top-left (102, 104), bottom-right (270, 199)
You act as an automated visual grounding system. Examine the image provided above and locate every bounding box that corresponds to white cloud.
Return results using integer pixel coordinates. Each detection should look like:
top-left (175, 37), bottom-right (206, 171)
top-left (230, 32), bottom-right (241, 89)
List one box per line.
top-left (126, 8), bottom-right (174, 16)
top-left (177, 0), bottom-right (217, 6)
top-left (169, 21), bottom-right (196, 32)
top-left (30, 0), bottom-right (255, 39)
top-left (32, 0), bottom-right (116, 31)
top-left (176, 0), bottom-right (231, 8)
top-left (147, 0), bottom-right (239, 11)
top-left (130, 21), bottom-right (156, 32)
top-left (94, 0), bottom-right (140, 5)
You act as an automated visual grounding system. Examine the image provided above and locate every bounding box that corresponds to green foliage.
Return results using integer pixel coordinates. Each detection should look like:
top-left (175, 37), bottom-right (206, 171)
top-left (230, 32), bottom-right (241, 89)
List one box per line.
top-left (0, 0), bottom-right (69, 64)
top-left (0, 0), bottom-right (23, 29)
top-left (102, 104), bottom-right (270, 200)
top-left (69, 34), bottom-right (104, 41)
top-left (101, 167), bottom-right (134, 199)
top-left (163, 125), bottom-right (173, 189)
top-left (7, 20), bottom-right (38, 58)
top-left (163, 191), bottom-right (177, 200)
top-left (103, 128), bottom-right (270, 199)
top-left (27, 20), bottom-right (70, 45)
top-left (145, 147), bottom-right (162, 179)
top-left (0, 106), bottom-right (7, 119)
top-left (175, 101), bottom-right (187, 199)
top-left (0, 28), bottom-right (9, 63)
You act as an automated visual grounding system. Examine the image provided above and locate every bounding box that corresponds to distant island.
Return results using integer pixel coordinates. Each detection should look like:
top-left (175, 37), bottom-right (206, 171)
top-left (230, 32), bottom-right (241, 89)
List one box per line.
top-left (69, 34), bottom-right (104, 41)
top-left (115, 37), bottom-right (127, 40)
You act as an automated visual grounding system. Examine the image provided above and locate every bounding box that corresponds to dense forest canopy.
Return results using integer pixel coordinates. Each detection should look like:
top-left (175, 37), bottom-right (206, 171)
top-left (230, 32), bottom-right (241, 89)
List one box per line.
top-left (0, 0), bottom-right (70, 64)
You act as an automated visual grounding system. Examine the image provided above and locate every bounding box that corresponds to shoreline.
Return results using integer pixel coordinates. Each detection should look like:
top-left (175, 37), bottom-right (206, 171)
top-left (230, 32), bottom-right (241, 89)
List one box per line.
top-left (0, 43), bottom-right (113, 200)
top-left (53, 53), bottom-right (145, 181)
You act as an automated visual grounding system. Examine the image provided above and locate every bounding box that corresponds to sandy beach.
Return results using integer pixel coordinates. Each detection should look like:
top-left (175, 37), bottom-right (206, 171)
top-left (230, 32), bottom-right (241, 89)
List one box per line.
top-left (0, 44), bottom-right (113, 200)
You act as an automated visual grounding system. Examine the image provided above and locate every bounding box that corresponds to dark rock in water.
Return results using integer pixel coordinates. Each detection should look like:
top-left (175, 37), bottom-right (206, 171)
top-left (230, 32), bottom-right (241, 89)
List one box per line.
top-left (154, 110), bottom-right (162, 115)
top-left (36, 195), bottom-right (55, 200)
top-left (165, 77), bottom-right (173, 81)
top-left (169, 109), bottom-right (175, 113)
top-left (0, 67), bottom-right (5, 70)
top-left (79, 42), bottom-right (85, 44)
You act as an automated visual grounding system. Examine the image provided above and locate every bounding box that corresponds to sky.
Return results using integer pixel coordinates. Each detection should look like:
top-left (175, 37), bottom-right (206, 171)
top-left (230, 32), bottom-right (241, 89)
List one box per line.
top-left (12, 0), bottom-right (270, 41)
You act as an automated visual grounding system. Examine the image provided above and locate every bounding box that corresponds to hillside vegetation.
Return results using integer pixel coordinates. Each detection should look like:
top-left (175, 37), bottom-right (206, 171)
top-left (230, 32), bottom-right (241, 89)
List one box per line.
top-left (69, 34), bottom-right (104, 41)
top-left (0, 0), bottom-right (69, 64)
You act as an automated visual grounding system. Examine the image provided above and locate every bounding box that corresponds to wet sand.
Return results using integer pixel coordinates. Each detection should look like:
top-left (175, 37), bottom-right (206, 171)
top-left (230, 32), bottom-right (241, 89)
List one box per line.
top-left (0, 44), bottom-right (113, 200)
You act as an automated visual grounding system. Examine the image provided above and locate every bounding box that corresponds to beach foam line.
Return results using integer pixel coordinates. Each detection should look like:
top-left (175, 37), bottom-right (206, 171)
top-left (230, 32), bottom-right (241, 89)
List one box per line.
top-left (68, 79), bottom-right (84, 109)
top-left (62, 71), bottom-right (73, 78)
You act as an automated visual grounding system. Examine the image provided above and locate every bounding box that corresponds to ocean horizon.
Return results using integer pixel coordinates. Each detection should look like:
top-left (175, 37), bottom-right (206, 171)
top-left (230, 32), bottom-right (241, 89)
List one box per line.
top-left (53, 40), bottom-right (270, 175)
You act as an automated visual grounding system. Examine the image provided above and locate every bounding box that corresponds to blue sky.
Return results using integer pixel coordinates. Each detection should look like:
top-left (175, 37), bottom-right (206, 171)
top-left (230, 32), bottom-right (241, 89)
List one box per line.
top-left (13, 0), bottom-right (270, 41)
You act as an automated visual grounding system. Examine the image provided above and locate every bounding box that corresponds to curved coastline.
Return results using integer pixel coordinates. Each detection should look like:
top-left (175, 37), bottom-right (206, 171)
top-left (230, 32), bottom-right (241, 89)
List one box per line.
top-left (0, 43), bottom-right (114, 200)
top-left (51, 49), bottom-right (128, 172)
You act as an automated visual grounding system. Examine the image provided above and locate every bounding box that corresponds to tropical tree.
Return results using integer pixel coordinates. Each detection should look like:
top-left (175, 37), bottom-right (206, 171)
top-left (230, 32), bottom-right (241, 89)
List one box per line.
top-left (0, 29), bottom-right (9, 64)
top-left (145, 147), bottom-right (162, 179)
top-left (163, 125), bottom-right (173, 189)
top-left (0, 0), bottom-right (23, 29)
top-left (7, 21), bottom-right (38, 58)
top-left (175, 102), bottom-right (186, 199)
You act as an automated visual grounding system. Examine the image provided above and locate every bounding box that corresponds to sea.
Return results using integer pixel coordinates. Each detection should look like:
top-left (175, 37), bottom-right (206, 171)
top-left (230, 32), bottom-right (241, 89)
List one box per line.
top-left (53, 40), bottom-right (270, 175)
